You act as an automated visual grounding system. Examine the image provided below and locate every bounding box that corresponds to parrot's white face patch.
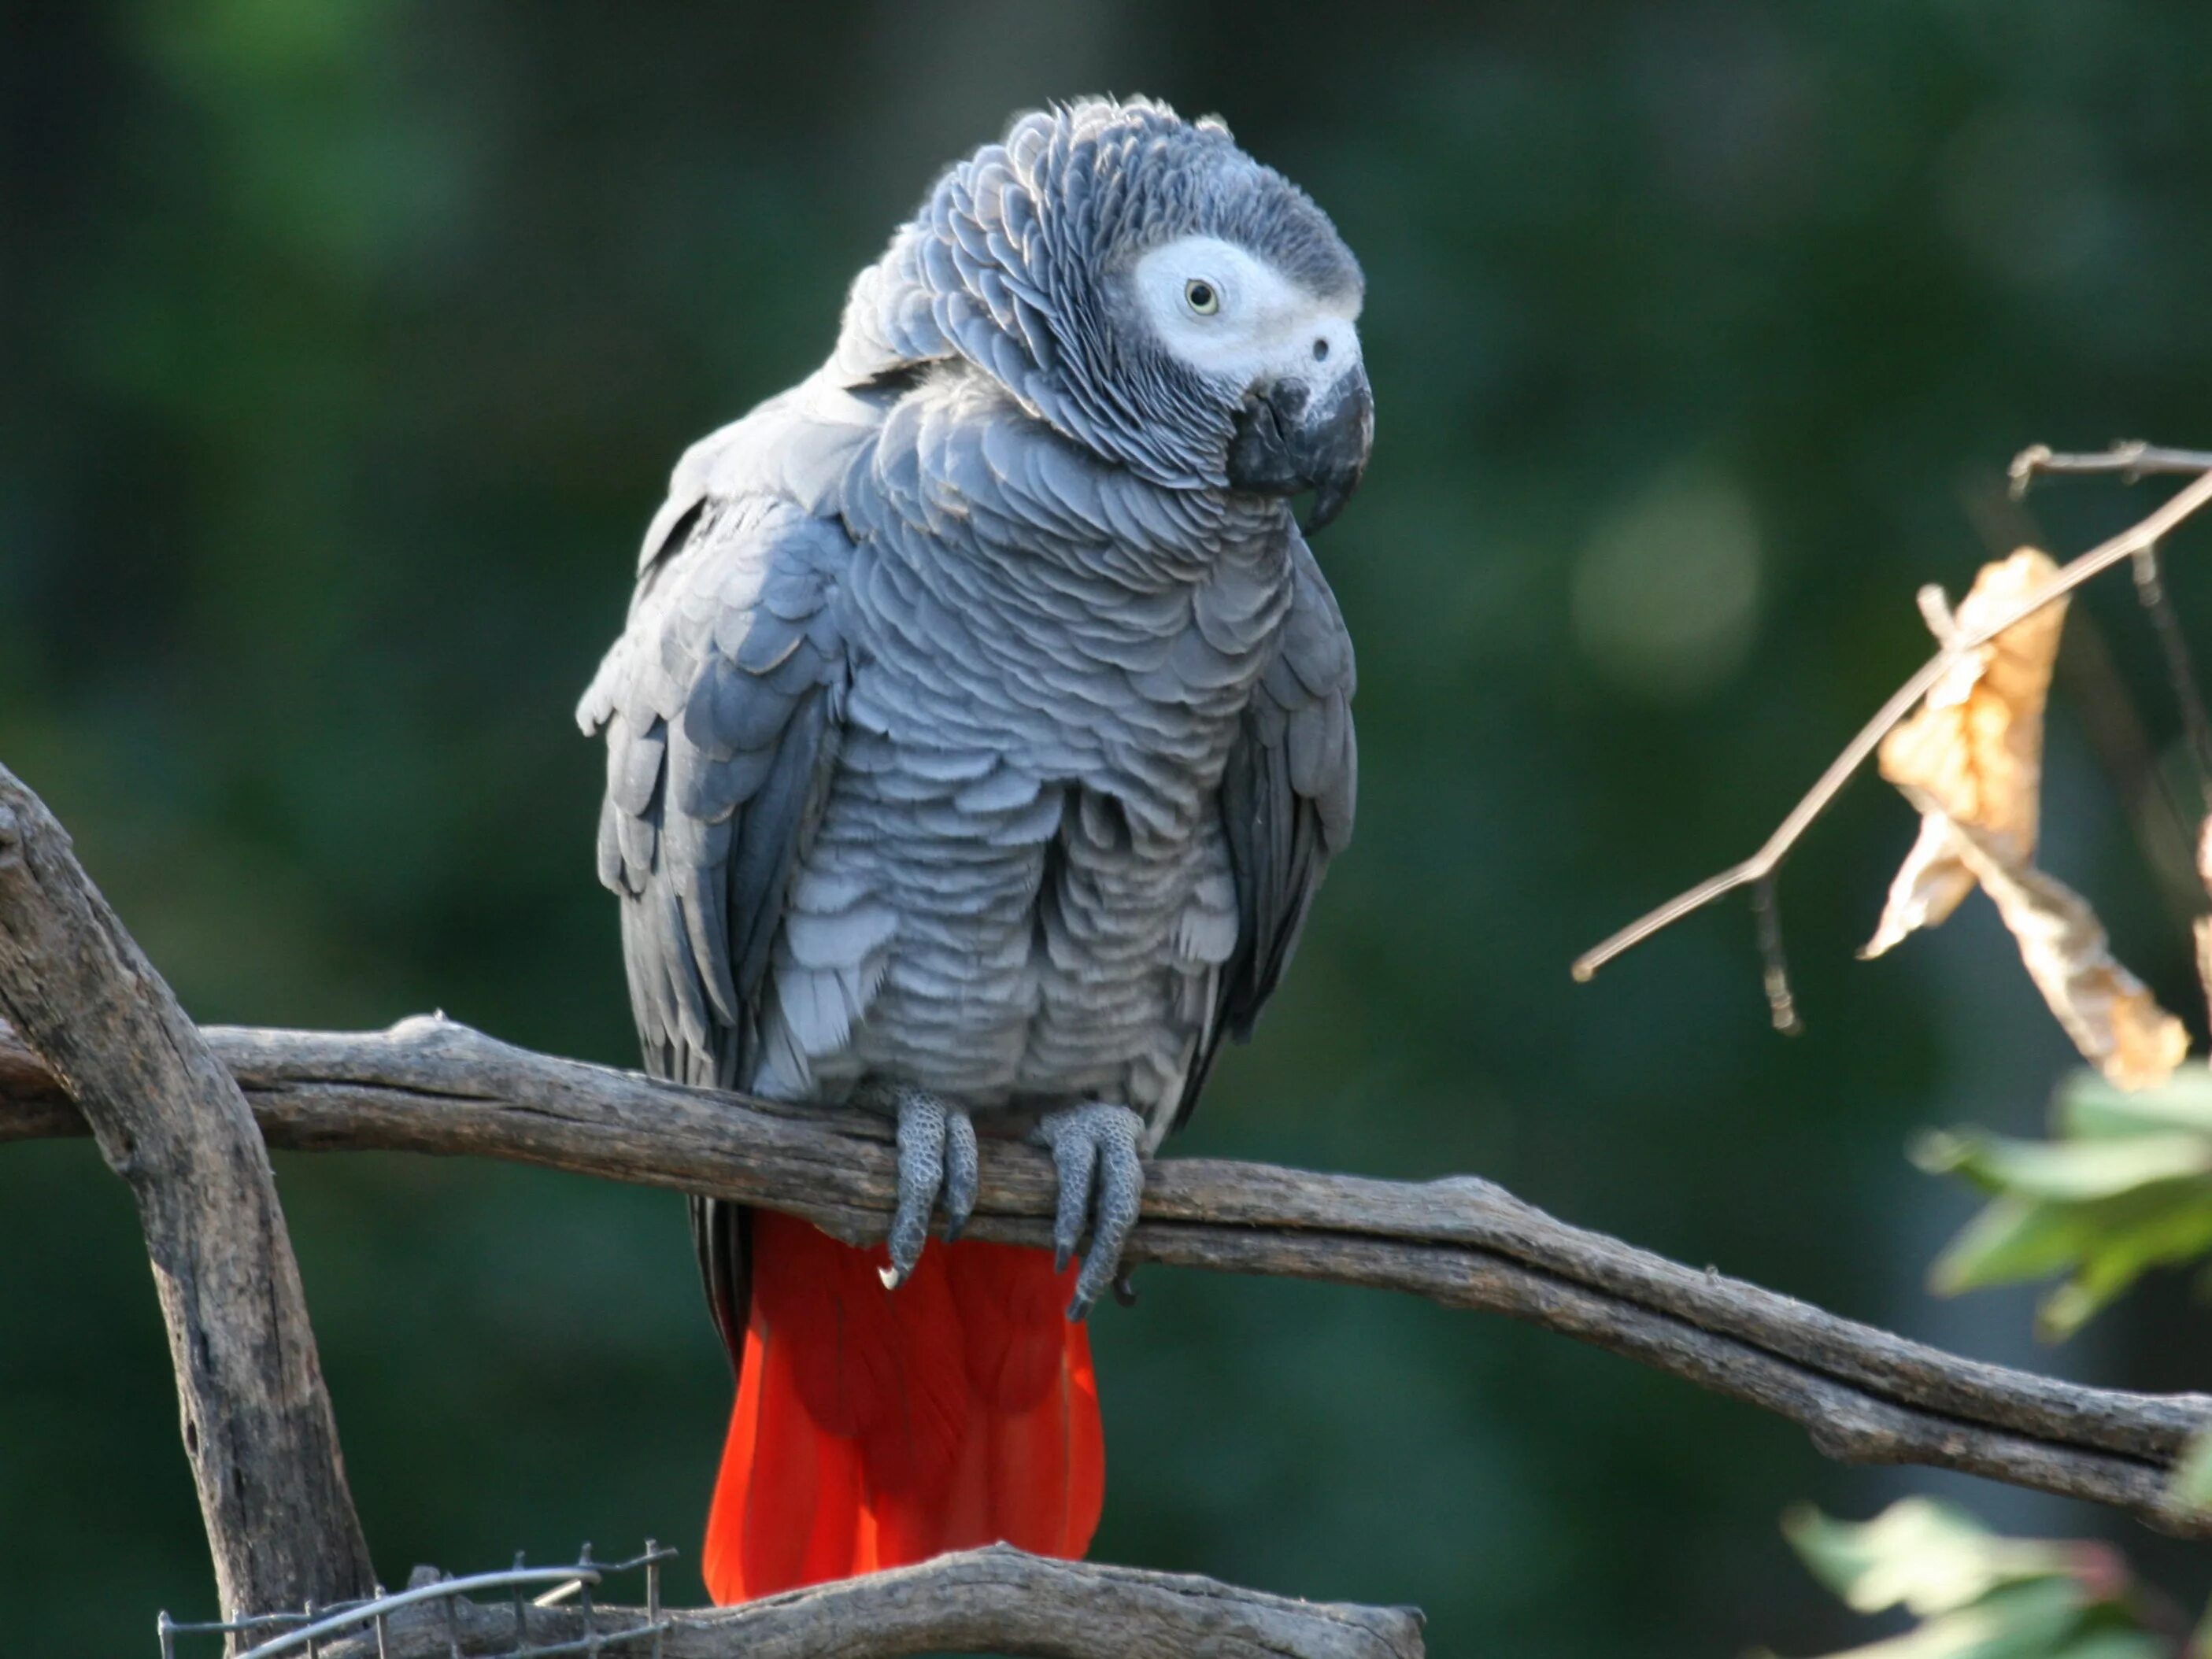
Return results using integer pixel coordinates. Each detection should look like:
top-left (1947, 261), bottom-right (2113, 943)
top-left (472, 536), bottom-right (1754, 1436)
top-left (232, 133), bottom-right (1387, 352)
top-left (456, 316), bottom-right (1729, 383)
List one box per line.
top-left (1130, 235), bottom-right (1363, 396)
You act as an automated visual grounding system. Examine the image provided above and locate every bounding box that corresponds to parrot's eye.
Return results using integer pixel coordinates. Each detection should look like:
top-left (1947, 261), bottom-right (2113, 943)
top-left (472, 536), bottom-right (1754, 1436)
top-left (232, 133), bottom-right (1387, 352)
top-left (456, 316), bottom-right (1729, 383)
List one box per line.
top-left (1184, 279), bottom-right (1219, 316)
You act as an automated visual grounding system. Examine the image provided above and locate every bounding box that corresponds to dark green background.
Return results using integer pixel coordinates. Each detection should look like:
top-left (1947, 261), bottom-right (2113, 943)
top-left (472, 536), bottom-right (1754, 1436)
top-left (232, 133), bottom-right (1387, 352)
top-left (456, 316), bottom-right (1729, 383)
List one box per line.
top-left (6, 3), bottom-right (2212, 1653)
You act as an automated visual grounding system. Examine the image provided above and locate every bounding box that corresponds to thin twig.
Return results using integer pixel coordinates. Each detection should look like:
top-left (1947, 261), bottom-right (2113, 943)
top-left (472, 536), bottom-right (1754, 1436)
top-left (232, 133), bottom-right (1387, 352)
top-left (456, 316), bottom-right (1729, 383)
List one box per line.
top-left (331, 1546), bottom-right (1426, 1659)
top-left (3, 1011), bottom-right (2206, 1533)
top-left (2011, 442), bottom-right (2212, 494)
top-left (1574, 452), bottom-right (2212, 981)
top-left (2055, 611), bottom-right (2206, 919)
top-left (1752, 875), bottom-right (1801, 1034)
top-left (2129, 542), bottom-right (2212, 812)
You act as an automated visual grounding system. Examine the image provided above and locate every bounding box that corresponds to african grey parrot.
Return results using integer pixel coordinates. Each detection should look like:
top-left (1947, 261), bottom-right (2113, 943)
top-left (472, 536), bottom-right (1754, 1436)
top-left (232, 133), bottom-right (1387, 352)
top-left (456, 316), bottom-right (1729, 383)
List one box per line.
top-left (577, 95), bottom-right (1368, 1603)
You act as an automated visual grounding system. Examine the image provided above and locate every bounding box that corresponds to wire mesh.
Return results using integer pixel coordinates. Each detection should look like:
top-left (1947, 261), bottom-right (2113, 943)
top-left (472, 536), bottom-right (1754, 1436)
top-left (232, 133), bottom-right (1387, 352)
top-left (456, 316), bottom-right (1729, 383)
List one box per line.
top-left (156, 1543), bottom-right (676, 1659)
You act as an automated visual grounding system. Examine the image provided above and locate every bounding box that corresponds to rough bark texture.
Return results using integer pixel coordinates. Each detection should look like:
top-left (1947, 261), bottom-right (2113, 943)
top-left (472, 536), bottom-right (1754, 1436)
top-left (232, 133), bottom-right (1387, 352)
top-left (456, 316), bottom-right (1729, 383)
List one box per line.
top-left (0, 767), bottom-right (375, 1624)
top-left (6, 1007), bottom-right (2206, 1533)
top-left (335, 1546), bottom-right (1423, 1659)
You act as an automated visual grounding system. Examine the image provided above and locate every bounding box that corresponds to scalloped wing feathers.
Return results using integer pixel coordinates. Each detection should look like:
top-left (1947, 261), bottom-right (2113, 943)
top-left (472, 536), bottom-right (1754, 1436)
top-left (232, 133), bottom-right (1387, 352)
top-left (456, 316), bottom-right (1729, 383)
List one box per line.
top-left (1182, 534), bottom-right (1356, 1129)
top-left (579, 492), bottom-right (850, 1091)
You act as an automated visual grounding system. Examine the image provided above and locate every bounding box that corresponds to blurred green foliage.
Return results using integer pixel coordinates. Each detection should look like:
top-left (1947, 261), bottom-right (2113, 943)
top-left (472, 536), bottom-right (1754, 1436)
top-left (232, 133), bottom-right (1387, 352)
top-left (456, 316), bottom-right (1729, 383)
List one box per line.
top-left (2173, 1432), bottom-right (2212, 1520)
top-left (1776, 1499), bottom-right (2178, 1659)
top-left (1917, 1066), bottom-right (2212, 1339)
top-left (10, 2), bottom-right (2212, 1654)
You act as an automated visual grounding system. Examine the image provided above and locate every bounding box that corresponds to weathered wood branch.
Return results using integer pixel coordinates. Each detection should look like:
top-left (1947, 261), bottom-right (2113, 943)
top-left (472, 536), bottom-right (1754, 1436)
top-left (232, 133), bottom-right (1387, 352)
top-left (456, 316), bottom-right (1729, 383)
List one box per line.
top-left (0, 766), bottom-right (375, 1624)
top-left (6, 1007), bottom-right (2206, 1536)
top-left (333, 1546), bottom-right (1422, 1659)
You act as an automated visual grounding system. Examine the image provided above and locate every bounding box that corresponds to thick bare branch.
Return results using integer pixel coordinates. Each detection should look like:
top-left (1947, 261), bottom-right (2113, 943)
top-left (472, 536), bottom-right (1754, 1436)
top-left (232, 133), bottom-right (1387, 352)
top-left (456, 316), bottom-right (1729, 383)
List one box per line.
top-left (4, 1009), bottom-right (2205, 1535)
top-left (331, 1546), bottom-right (1422, 1659)
top-left (0, 767), bottom-right (375, 1623)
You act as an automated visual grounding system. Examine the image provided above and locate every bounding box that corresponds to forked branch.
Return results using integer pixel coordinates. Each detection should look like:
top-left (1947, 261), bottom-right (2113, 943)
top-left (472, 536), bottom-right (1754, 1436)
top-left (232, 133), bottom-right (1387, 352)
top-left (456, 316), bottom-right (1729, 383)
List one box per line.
top-left (1574, 444), bottom-right (2212, 981)
top-left (0, 766), bottom-right (374, 1628)
top-left (0, 767), bottom-right (1421, 1652)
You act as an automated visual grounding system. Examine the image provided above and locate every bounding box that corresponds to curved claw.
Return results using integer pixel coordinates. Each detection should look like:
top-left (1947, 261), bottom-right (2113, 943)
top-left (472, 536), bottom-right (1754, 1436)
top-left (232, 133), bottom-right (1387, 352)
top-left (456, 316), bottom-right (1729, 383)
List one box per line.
top-left (881, 1088), bottom-right (972, 1289)
top-left (1030, 1103), bottom-right (1147, 1320)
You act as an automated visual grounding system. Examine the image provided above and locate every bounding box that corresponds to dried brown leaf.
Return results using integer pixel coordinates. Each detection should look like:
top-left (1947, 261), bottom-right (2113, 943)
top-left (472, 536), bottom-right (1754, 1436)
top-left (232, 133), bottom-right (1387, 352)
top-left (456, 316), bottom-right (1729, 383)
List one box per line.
top-left (1945, 831), bottom-right (2188, 1091)
top-left (1864, 548), bottom-right (2187, 1090)
top-left (1862, 815), bottom-right (1978, 959)
top-left (1886, 548), bottom-right (2069, 848)
top-left (1863, 549), bottom-right (2068, 960)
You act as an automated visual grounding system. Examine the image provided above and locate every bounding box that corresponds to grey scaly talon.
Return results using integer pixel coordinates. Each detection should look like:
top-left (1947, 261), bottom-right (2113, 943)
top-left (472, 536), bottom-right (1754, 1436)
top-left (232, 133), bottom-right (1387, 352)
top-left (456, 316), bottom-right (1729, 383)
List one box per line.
top-left (1045, 1128), bottom-right (1097, 1272)
top-left (881, 1088), bottom-right (973, 1288)
top-left (1030, 1102), bottom-right (1146, 1319)
top-left (942, 1108), bottom-right (980, 1240)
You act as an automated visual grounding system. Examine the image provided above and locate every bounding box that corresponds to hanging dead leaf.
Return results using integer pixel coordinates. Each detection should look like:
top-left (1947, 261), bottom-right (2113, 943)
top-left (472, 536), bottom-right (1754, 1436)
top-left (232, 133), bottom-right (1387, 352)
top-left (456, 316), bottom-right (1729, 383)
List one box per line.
top-left (1862, 815), bottom-right (1980, 960)
top-left (1862, 546), bottom-right (2188, 1091)
top-left (1945, 832), bottom-right (2189, 1091)
top-left (1863, 549), bottom-right (2068, 958)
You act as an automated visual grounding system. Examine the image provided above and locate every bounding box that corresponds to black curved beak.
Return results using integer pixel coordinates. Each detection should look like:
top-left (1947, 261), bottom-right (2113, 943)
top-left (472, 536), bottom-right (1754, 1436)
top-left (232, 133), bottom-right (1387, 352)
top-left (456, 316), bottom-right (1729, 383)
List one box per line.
top-left (1226, 364), bottom-right (1375, 534)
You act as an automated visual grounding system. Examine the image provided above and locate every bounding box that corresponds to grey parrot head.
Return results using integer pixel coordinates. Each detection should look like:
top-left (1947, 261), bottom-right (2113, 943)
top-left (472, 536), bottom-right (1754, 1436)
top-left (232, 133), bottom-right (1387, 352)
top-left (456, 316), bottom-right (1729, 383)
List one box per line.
top-left (842, 96), bottom-right (1375, 530)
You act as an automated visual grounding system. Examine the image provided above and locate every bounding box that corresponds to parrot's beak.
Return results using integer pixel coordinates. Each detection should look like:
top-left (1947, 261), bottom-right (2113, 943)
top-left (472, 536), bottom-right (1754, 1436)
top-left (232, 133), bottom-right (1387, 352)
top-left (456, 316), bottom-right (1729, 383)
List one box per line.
top-left (1226, 364), bottom-right (1374, 534)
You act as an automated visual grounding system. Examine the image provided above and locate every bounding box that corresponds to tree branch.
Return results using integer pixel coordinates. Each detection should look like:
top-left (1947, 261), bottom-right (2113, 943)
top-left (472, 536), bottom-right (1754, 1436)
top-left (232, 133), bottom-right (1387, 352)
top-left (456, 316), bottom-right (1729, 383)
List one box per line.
top-left (1574, 447), bottom-right (2212, 981)
top-left (0, 767), bottom-right (375, 1627)
top-left (327, 1546), bottom-right (1422, 1659)
top-left (5, 1010), bottom-right (2205, 1535)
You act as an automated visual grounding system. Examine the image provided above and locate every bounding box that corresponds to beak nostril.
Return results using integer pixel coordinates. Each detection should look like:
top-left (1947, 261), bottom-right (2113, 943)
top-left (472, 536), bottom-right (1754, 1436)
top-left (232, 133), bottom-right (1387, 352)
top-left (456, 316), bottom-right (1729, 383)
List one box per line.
top-left (1311, 338), bottom-right (1330, 362)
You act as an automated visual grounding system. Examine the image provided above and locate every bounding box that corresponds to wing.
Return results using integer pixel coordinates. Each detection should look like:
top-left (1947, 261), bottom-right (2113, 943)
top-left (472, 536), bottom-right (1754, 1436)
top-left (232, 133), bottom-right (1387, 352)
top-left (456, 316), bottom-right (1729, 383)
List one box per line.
top-left (1175, 532), bottom-right (1357, 1132)
top-left (578, 486), bottom-right (849, 1365)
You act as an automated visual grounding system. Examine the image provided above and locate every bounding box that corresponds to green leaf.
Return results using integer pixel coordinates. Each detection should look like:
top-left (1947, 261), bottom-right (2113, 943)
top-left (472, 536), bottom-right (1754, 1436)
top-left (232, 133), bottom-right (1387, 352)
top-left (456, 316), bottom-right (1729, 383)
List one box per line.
top-left (1919, 1131), bottom-right (2212, 1201)
top-left (1781, 1501), bottom-right (2066, 1617)
top-left (1772, 1503), bottom-right (2170, 1659)
top-left (2170, 1424), bottom-right (2212, 1517)
top-left (1918, 1069), bottom-right (2212, 1338)
top-left (2035, 1187), bottom-right (2212, 1339)
top-left (2061, 1063), bottom-right (2212, 1139)
top-left (1929, 1195), bottom-right (2090, 1295)
top-left (2051, 1631), bottom-right (2172, 1659)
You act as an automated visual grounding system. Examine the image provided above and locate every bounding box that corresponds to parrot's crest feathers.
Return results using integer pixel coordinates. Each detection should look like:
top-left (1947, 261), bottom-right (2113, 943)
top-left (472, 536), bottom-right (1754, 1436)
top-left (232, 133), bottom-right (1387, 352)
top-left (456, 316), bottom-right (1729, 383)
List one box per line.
top-left (834, 94), bottom-right (1362, 490)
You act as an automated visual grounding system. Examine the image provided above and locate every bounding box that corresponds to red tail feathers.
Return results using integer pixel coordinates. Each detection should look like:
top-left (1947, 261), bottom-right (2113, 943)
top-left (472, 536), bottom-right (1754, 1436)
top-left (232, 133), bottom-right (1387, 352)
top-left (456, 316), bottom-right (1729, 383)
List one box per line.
top-left (701, 1210), bottom-right (1104, 1604)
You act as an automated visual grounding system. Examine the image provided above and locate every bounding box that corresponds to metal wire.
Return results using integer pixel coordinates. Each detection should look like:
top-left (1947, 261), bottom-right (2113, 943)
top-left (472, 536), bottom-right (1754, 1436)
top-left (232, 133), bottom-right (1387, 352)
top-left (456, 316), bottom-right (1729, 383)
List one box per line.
top-left (156, 1545), bottom-right (678, 1659)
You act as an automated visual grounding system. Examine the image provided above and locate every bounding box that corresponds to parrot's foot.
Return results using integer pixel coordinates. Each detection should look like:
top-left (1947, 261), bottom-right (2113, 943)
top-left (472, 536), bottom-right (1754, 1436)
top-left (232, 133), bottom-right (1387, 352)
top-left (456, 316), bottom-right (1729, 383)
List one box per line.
top-left (880, 1087), bottom-right (979, 1291)
top-left (1030, 1101), bottom-right (1147, 1321)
